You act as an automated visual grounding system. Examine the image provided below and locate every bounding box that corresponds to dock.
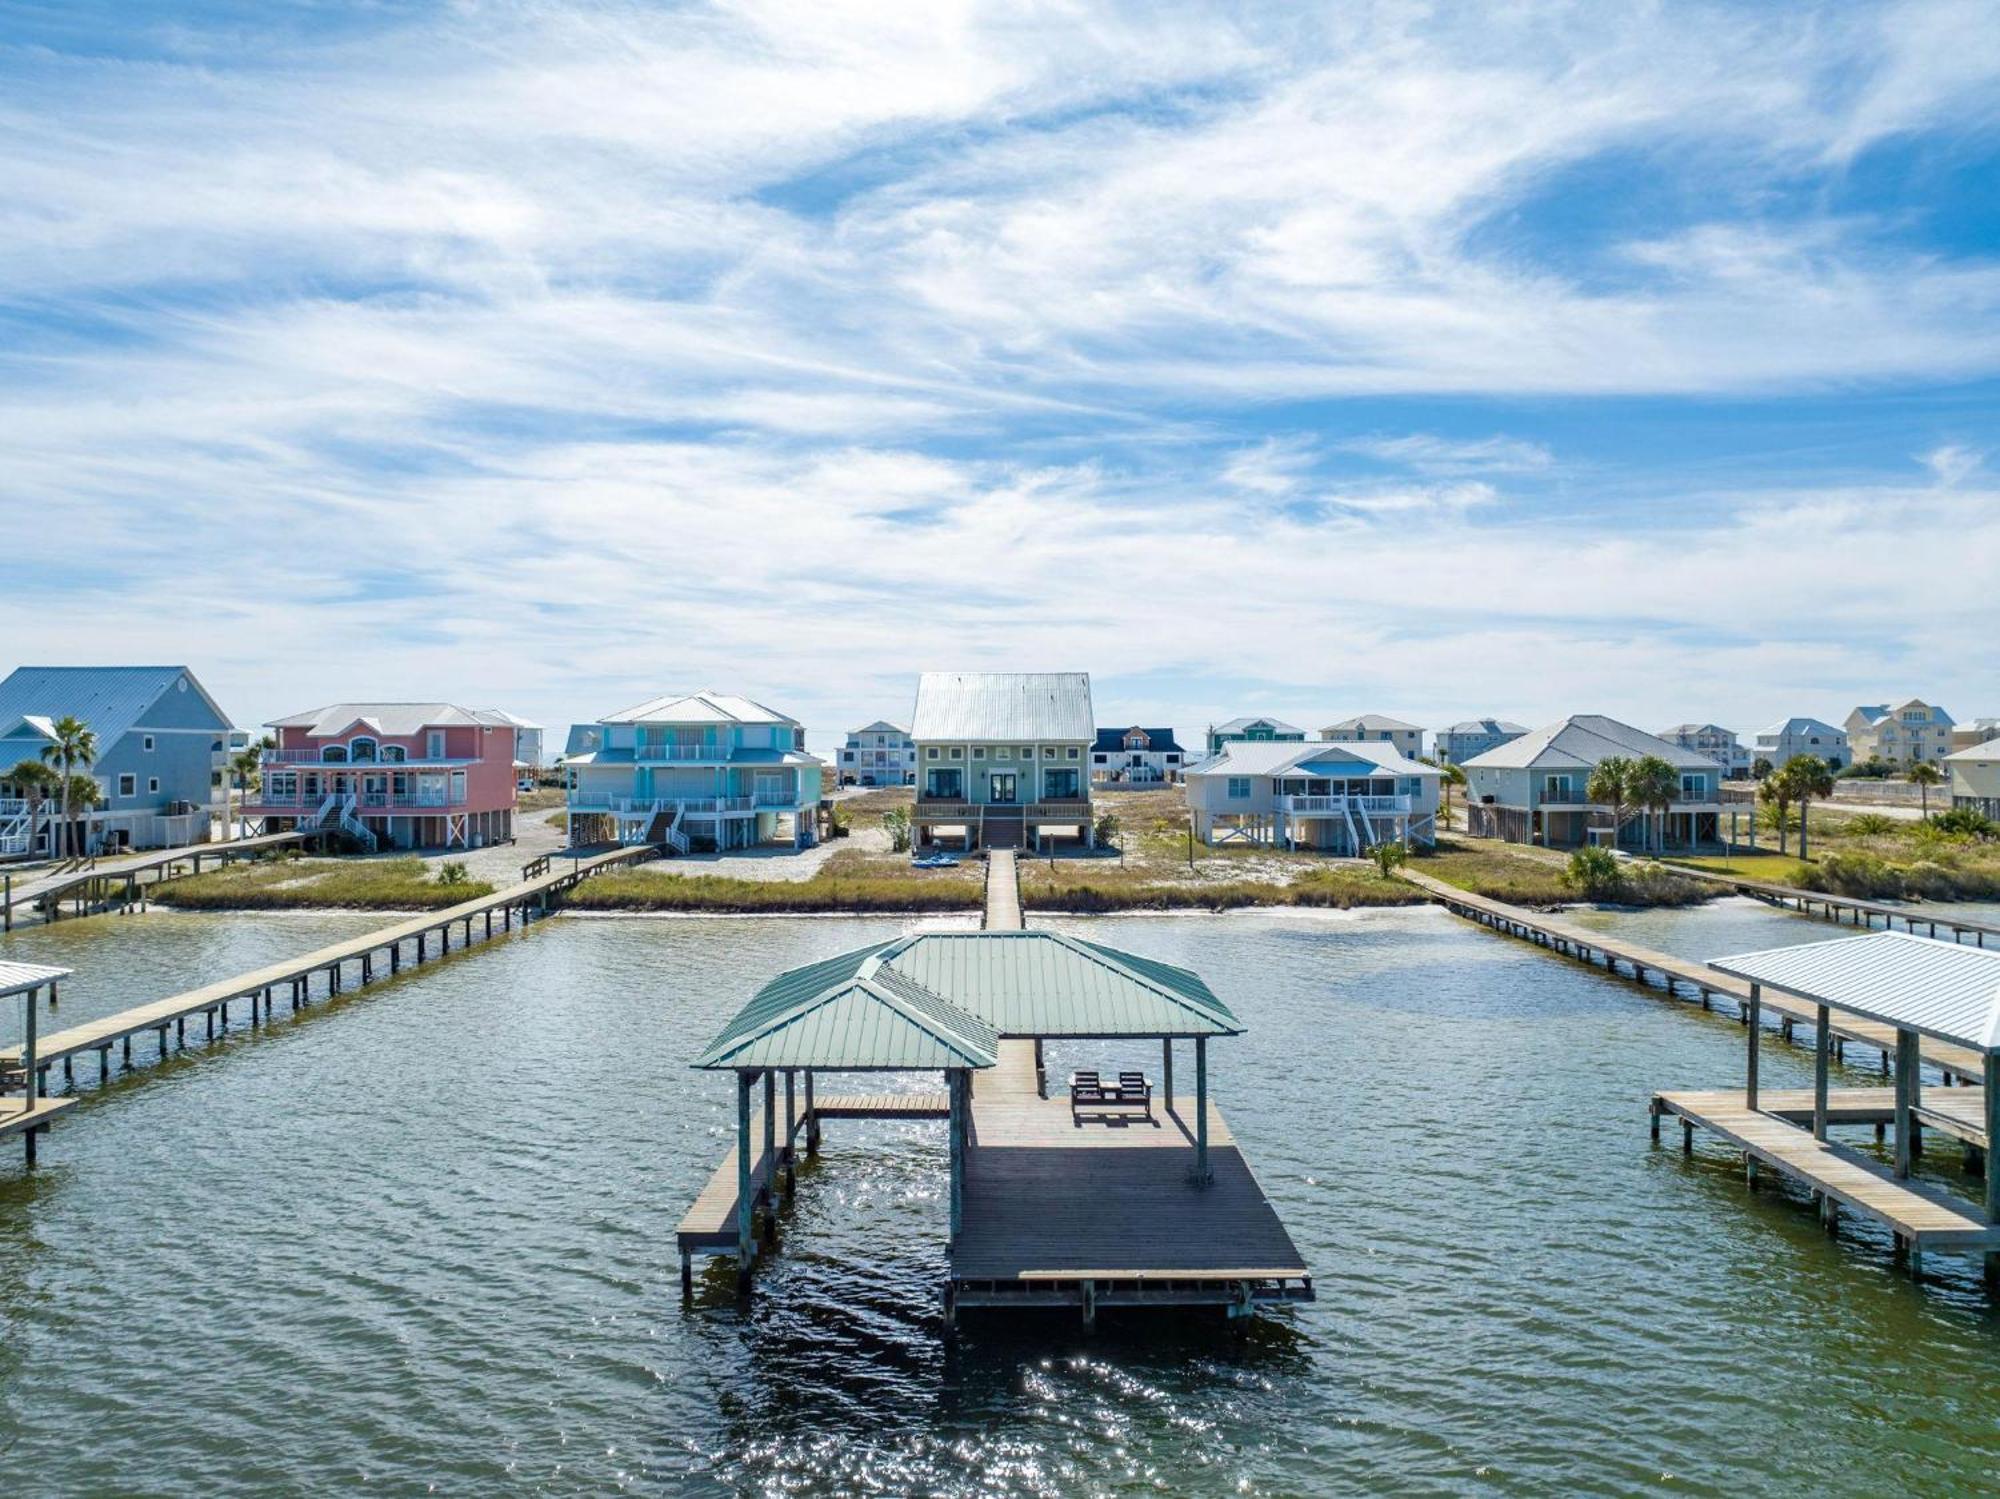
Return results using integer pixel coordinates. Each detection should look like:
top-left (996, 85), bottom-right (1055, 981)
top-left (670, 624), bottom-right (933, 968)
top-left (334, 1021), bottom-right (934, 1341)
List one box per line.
top-left (1, 958), bottom-right (76, 1164)
top-left (1, 829), bottom-right (313, 929)
top-left (678, 847), bottom-right (1312, 1326)
top-left (1, 845), bottom-right (654, 1096)
top-left (1669, 865), bottom-right (2000, 946)
top-left (1398, 869), bottom-right (1985, 1080)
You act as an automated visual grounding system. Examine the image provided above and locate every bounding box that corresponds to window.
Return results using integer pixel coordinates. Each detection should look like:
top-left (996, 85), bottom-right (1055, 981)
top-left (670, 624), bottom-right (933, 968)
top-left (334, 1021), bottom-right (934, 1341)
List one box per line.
top-left (1093, 754), bottom-right (1108, 764)
top-left (118, 773), bottom-right (136, 796)
top-left (321, 744), bottom-right (348, 763)
top-left (1680, 774), bottom-right (1705, 799)
top-left (349, 737), bottom-right (378, 763)
top-left (1227, 777), bottom-right (1252, 799)
top-left (926, 747), bottom-right (939, 760)
top-left (1165, 754), bottom-right (1180, 764)
top-left (994, 746), bottom-right (1010, 760)
top-left (927, 768), bottom-right (963, 799)
top-left (426, 730), bottom-right (446, 759)
top-left (381, 745), bottom-right (405, 762)
top-left (1066, 747), bottom-right (1079, 760)
top-left (1543, 775), bottom-right (1572, 801)
top-left (143, 735), bottom-right (155, 752)
top-left (148, 777), bottom-right (160, 794)
top-left (949, 747), bottom-right (963, 760)
top-left (1044, 768), bottom-right (1080, 799)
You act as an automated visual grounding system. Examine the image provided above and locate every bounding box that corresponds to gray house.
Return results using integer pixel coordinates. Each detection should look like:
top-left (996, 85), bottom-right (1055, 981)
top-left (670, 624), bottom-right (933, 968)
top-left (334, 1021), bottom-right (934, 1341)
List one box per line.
top-left (1436, 718), bottom-right (1527, 766)
top-left (0, 665), bottom-right (235, 855)
top-left (1462, 714), bottom-right (1723, 850)
top-left (1185, 739), bottom-right (1440, 853)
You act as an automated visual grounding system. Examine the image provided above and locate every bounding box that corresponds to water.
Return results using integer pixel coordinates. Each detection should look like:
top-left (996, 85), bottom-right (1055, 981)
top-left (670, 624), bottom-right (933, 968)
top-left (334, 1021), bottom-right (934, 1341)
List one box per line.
top-left (6, 903), bottom-right (2000, 1494)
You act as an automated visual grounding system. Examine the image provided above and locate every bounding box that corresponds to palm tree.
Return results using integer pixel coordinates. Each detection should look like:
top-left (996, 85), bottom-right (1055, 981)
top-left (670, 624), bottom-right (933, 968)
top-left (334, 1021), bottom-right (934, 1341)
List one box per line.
top-left (228, 739), bottom-right (268, 841)
top-left (1909, 761), bottom-right (1943, 817)
top-left (39, 716), bottom-right (98, 860)
top-left (5, 759), bottom-right (59, 855)
top-left (1785, 755), bottom-right (1835, 859)
top-left (1628, 755), bottom-right (1680, 852)
top-left (1759, 771), bottom-right (1795, 855)
top-left (1439, 762), bottom-right (1466, 828)
top-left (1585, 755), bottom-right (1634, 851)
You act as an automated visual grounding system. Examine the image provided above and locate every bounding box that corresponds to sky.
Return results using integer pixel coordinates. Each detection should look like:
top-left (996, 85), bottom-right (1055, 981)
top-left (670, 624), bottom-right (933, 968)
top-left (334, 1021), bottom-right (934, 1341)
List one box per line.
top-left (1, 0), bottom-right (1997, 756)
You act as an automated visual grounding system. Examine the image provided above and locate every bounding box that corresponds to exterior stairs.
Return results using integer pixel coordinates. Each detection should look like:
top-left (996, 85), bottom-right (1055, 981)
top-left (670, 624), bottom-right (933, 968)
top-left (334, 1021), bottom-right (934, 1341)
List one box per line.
top-left (306, 792), bottom-right (378, 852)
top-left (981, 810), bottom-right (1025, 851)
top-left (647, 803), bottom-right (690, 854)
top-left (0, 799), bottom-right (31, 857)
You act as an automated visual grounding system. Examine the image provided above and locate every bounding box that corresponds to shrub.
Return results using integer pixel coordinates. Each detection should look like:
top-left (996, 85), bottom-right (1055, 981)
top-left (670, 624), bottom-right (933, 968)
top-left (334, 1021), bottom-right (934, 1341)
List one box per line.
top-left (1562, 845), bottom-right (1623, 900)
top-left (1366, 840), bottom-right (1409, 878)
top-left (1093, 811), bottom-right (1123, 847)
top-left (1931, 808), bottom-right (1996, 840)
top-left (435, 860), bottom-right (470, 888)
top-left (1841, 813), bottom-right (1897, 837)
top-left (1803, 851), bottom-right (1903, 899)
top-left (882, 806), bottom-right (912, 853)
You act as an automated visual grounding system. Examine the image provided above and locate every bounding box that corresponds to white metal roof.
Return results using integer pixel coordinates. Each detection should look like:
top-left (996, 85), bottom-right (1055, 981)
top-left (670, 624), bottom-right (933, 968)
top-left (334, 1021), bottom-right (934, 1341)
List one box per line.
top-left (1710, 932), bottom-right (2000, 1053)
top-left (1444, 718), bottom-right (1525, 735)
top-left (1212, 715), bottom-right (1303, 735)
top-left (598, 690), bottom-right (798, 727)
top-left (1461, 714), bottom-right (1718, 772)
top-left (1186, 739), bottom-right (1437, 779)
top-left (0, 959), bottom-right (71, 999)
top-left (1322, 714), bottom-right (1420, 734)
top-left (910, 672), bottom-right (1093, 741)
top-left (1753, 716), bottom-right (1845, 741)
top-left (268, 703), bottom-right (515, 737)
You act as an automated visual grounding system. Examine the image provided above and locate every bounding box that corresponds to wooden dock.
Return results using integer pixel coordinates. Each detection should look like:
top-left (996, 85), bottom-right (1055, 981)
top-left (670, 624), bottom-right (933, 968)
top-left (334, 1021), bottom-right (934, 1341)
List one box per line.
top-left (1399, 869), bottom-right (1985, 1081)
top-left (1, 830), bottom-right (314, 928)
top-left (0, 1095), bottom-right (77, 1168)
top-left (983, 849), bottom-right (1022, 930)
top-left (1654, 1085), bottom-right (1989, 1150)
top-left (1669, 865), bottom-right (2000, 946)
top-left (1, 845), bottom-right (654, 1093)
top-left (1651, 1089), bottom-right (2000, 1268)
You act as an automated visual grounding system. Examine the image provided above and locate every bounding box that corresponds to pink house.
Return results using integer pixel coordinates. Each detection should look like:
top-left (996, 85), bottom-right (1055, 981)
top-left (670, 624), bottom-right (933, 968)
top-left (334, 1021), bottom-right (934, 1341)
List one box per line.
top-left (244, 703), bottom-right (521, 851)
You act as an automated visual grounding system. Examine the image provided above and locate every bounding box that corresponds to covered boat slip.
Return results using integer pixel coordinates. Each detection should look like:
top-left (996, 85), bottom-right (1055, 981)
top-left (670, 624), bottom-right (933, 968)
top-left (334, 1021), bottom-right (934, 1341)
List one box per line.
top-left (678, 919), bottom-right (1311, 1323)
top-left (1659, 930), bottom-right (2000, 1279)
top-left (0, 958), bottom-right (74, 1165)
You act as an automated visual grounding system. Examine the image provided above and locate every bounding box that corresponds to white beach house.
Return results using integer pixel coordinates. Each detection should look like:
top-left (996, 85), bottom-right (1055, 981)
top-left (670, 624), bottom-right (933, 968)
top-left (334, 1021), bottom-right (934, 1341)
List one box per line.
top-left (1185, 740), bottom-right (1439, 853)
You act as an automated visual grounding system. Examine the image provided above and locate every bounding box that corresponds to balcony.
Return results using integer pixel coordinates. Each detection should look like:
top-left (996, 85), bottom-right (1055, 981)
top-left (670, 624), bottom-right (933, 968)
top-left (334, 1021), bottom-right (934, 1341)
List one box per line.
top-left (1282, 794), bottom-right (1412, 815)
top-left (915, 798), bottom-right (1092, 820)
top-left (263, 749), bottom-right (472, 766)
top-left (249, 788), bottom-right (467, 811)
top-left (629, 741), bottom-right (730, 762)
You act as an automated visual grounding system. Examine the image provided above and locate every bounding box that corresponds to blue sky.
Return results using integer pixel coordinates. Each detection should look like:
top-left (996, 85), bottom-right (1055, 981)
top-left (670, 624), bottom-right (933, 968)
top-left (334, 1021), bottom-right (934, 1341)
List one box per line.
top-left (1, 0), bottom-right (1997, 753)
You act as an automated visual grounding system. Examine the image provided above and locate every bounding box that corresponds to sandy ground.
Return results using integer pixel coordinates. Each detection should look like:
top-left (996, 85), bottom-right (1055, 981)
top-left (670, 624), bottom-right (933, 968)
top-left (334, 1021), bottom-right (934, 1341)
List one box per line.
top-left (643, 822), bottom-right (894, 882)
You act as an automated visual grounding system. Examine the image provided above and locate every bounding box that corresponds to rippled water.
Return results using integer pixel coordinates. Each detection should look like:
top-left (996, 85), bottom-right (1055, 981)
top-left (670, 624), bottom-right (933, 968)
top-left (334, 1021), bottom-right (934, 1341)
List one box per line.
top-left (7, 901), bottom-right (2000, 1494)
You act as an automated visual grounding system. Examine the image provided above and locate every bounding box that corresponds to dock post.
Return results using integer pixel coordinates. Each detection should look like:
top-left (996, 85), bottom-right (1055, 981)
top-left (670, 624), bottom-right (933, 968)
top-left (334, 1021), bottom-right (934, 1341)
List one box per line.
top-left (805, 1070), bottom-right (819, 1154)
top-left (735, 1071), bottom-right (755, 1293)
top-left (761, 1070), bottom-right (777, 1240)
top-left (948, 1069), bottom-right (964, 1243)
top-left (22, 984), bottom-right (38, 1111)
top-left (1812, 1004), bottom-right (1830, 1142)
top-left (1650, 1099), bottom-right (1661, 1143)
top-left (1162, 1039), bottom-right (1173, 1110)
top-left (782, 1069), bottom-right (796, 1190)
top-left (1745, 984), bottom-right (1761, 1112)
top-left (1192, 1036), bottom-right (1211, 1185)
top-left (680, 1247), bottom-right (693, 1300)
top-left (1894, 1028), bottom-right (1916, 1178)
top-left (1986, 1054), bottom-right (2000, 1287)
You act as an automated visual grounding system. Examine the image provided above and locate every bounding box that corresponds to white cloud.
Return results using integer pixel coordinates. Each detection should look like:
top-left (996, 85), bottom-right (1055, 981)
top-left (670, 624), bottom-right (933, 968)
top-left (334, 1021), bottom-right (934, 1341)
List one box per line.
top-left (1923, 443), bottom-right (1985, 487)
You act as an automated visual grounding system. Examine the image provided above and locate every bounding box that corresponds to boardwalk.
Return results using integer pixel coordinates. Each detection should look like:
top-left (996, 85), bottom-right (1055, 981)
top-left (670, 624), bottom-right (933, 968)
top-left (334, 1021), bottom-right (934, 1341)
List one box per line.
top-left (2, 829), bottom-right (312, 928)
top-left (1654, 1086), bottom-right (1989, 1150)
top-left (1671, 865), bottom-right (2000, 945)
top-left (2, 845), bottom-right (654, 1092)
top-left (1399, 869), bottom-right (1985, 1080)
top-left (983, 849), bottom-right (1022, 930)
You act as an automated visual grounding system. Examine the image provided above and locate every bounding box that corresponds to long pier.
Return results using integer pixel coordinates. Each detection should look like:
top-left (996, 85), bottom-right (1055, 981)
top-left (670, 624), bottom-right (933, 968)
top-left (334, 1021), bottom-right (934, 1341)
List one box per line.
top-left (1398, 869), bottom-right (1985, 1080)
top-left (2, 830), bottom-right (314, 929)
top-left (2, 845), bottom-right (654, 1098)
top-left (1668, 864), bottom-right (1999, 945)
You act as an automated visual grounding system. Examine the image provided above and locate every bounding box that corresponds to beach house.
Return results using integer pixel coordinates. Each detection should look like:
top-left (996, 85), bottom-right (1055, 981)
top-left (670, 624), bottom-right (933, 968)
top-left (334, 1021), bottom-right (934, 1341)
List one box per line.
top-left (1185, 740), bottom-right (1440, 853)
top-left (837, 721), bottom-right (916, 787)
top-left (1436, 719), bottom-right (1526, 766)
top-left (245, 703), bottom-right (521, 851)
top-left (1319, 715), bottom-right (1424, 760)
top-left (1951, 718), bottom-right (2000, 754)
top-left (1462, 714), bottom-right (1724, 850)
top-left (1091, 726), bottom-right (1186, 785)
top-left (1658, 723), bottom-right (1751, 779)
top-left (564, 692), bottom-right (823, 852)
top-left (911, 672), bottom-right (1094, 851)
top-left (1203, 716), bottom-right (1306, 757)
top-left (1846, 700), bottom-right (1955, 765)
top-left (483, 710), bottom-right (544, 784)
top-left (1948, 743), bottom-right (2000, 820)
top-left (0, 665), bottom-right (235, 856)
top-left (1750, 717), bottom-right (1848, 773)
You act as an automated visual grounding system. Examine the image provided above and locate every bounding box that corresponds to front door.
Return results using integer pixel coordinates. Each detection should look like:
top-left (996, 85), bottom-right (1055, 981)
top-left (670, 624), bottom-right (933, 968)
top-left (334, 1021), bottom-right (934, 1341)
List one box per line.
top-left (990, 772), bottom-right (1017, 804)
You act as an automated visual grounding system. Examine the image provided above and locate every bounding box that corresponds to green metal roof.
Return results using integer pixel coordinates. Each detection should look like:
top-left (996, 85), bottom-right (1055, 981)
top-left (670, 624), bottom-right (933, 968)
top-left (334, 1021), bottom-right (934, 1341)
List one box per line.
top-left (693, 976), bottom-right (998, 1071)
top-left (883, 932), bottom-right (1241, 1038)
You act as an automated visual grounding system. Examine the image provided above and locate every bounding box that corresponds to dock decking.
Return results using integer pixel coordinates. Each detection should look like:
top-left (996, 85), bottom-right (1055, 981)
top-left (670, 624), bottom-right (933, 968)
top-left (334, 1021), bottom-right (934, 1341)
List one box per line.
top-left (1, 845), bottom-right (654, 1093)
top-left (1399, 869), bottom-right (1985, 1080)
top-left (0, 1095), bottom-right (77, 1167)
top-left (1670, 865), bottom-right (2000, 946)
top-left (2, 830), bottom-right (313, 928)
top-left (1651, 1089), bottom-right (2000, 1265)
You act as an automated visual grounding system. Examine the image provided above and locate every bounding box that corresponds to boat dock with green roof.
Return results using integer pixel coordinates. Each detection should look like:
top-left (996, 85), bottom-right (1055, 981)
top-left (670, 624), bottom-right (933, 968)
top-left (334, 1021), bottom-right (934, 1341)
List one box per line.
top-left (676, 850), bottom-right (1311, 1326)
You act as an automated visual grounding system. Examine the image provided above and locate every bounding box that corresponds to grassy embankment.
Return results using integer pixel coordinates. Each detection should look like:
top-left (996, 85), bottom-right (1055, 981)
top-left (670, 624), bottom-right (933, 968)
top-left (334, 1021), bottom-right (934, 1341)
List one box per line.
top-left (1667, 808), bottom-right (2000, 902)
top-left (150, 856), bottom-right (495, 910)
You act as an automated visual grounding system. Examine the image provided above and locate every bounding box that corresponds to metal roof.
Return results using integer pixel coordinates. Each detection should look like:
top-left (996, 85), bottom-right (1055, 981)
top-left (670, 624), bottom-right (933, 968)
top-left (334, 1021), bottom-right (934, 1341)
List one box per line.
top-left (1212, 716), bottom-right (1303, 735)
top-left (0, 959), bottom-right (71, 999)
top-left (1322, 714), bottom-right (1421, 734)
top-left (599, 691), bottom-right (799, 727)
top-left (1461, 714), bottom-right (1718, 771)
top-left (911, 673), bottom-right (1094, 742)
top-left (267, 703), bottom-right (516, 736)
top-left (1753, 716), bottom-right (1845, 741)
top-left (693, 930), bottom-right (1239, 1071)
top-left (1710, 932), bottom-right (2000, 1053)
top-left (1186, 739), bottom-right (1437, 779)
top-left (1444, 718), bottom-right (1526, 735)
top-left (0, 666), bottom-right (229, 750)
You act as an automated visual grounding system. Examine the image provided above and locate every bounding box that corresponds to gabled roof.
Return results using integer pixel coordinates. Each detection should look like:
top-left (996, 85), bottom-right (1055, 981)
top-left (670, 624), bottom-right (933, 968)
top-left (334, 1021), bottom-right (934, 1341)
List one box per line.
top-left (1754, 717), bottom-right (1845, 740)
top-left (1093, 726), bottom-right (1184, 753)
top-left (599, 691), bottom-right (798, 727)
top-left (1212, 716), bottom-right (1303, 735)
top-left (1186, 739), bottom-right (1437, 779)
top-left (1322, 714), bottom-right (1420, 734)
top-left (1948, 740), bottom-right (2000, 764)
top-left (1461, 714), bottom-right (1716, 772)
top-left (1852, 699), bottom-right (1953, 727)
top-left (848, 720), bottom-right (910, 736)
top-left (0, 666), bottom-right (228, 749)
top-left (911, 672), bottom-right (1093, 742)
top-left (1659, 723), bottom-right (1736, 740)
top-left (480, 708), bottom-right (543, 731)
top-left (269, 703), bottom-right (513, 737)
top-left (1711, 932), bottom-right (2000, 1054)
top-left (692, 930), bottom-right (1240, 1070)
top-left (1443, 718), bottom-right (1525, 736)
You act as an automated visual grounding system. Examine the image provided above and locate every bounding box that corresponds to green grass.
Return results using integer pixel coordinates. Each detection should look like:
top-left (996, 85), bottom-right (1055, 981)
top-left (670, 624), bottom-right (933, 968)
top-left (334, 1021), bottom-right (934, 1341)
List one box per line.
top-left (151, 856), bottom-right (496, 910)
top-left (567, 867), bottom-right (984, 912)
top-left (1667, 852), bottom-right (1815, 885)
top-left (1415, 838), bottom-right (1713, 908)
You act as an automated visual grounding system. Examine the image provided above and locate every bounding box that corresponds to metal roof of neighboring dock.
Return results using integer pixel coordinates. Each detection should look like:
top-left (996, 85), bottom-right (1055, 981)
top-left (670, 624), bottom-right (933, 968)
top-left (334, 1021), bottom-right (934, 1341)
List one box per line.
top-left (0, 960), bottom-right (70, 999)
top-left (911, 672), bottom-right (1094, 741)
top-left (1711, 932), bottom-right (2000, 1052)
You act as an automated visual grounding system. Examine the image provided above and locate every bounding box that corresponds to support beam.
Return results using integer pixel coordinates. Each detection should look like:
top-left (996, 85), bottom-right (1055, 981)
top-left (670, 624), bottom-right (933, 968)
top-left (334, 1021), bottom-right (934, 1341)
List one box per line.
top-left (736, 1071), bottom-right (754, 1291)
top-left (1162, 1037), bottom-right (1173, 1109)
top-left (948, 1068), bottom-right (965, 1242)
top-left (1812, 1003), bottom-right (1830, 1142)
top-left (1894, 1028), bottom-right (1916, 1179)
top-left (1193, 1036), bottom-right (1210, 1185)
top-left (1745, 983), bottom-right (1761, 1113)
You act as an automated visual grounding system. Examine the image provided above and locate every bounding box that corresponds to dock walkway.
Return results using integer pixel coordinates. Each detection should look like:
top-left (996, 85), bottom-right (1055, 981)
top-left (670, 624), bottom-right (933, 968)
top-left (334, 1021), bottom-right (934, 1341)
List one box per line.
top-left (1670, 865), bottom-right (1999, 946)
top-left (2, 830), bottom-right (312, 928)
top-left (2, 845), bottom-right (653, 1091)
top-left (1399, 869), bottom-right (1985, 1080)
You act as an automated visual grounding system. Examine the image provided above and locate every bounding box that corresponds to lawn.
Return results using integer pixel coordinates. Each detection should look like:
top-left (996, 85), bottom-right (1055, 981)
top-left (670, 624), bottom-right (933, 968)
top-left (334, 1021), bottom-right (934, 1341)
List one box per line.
top-left (151, 855), bottom-right (495, 910)
top-left (1669, 807), bottom-right (2000, 901)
